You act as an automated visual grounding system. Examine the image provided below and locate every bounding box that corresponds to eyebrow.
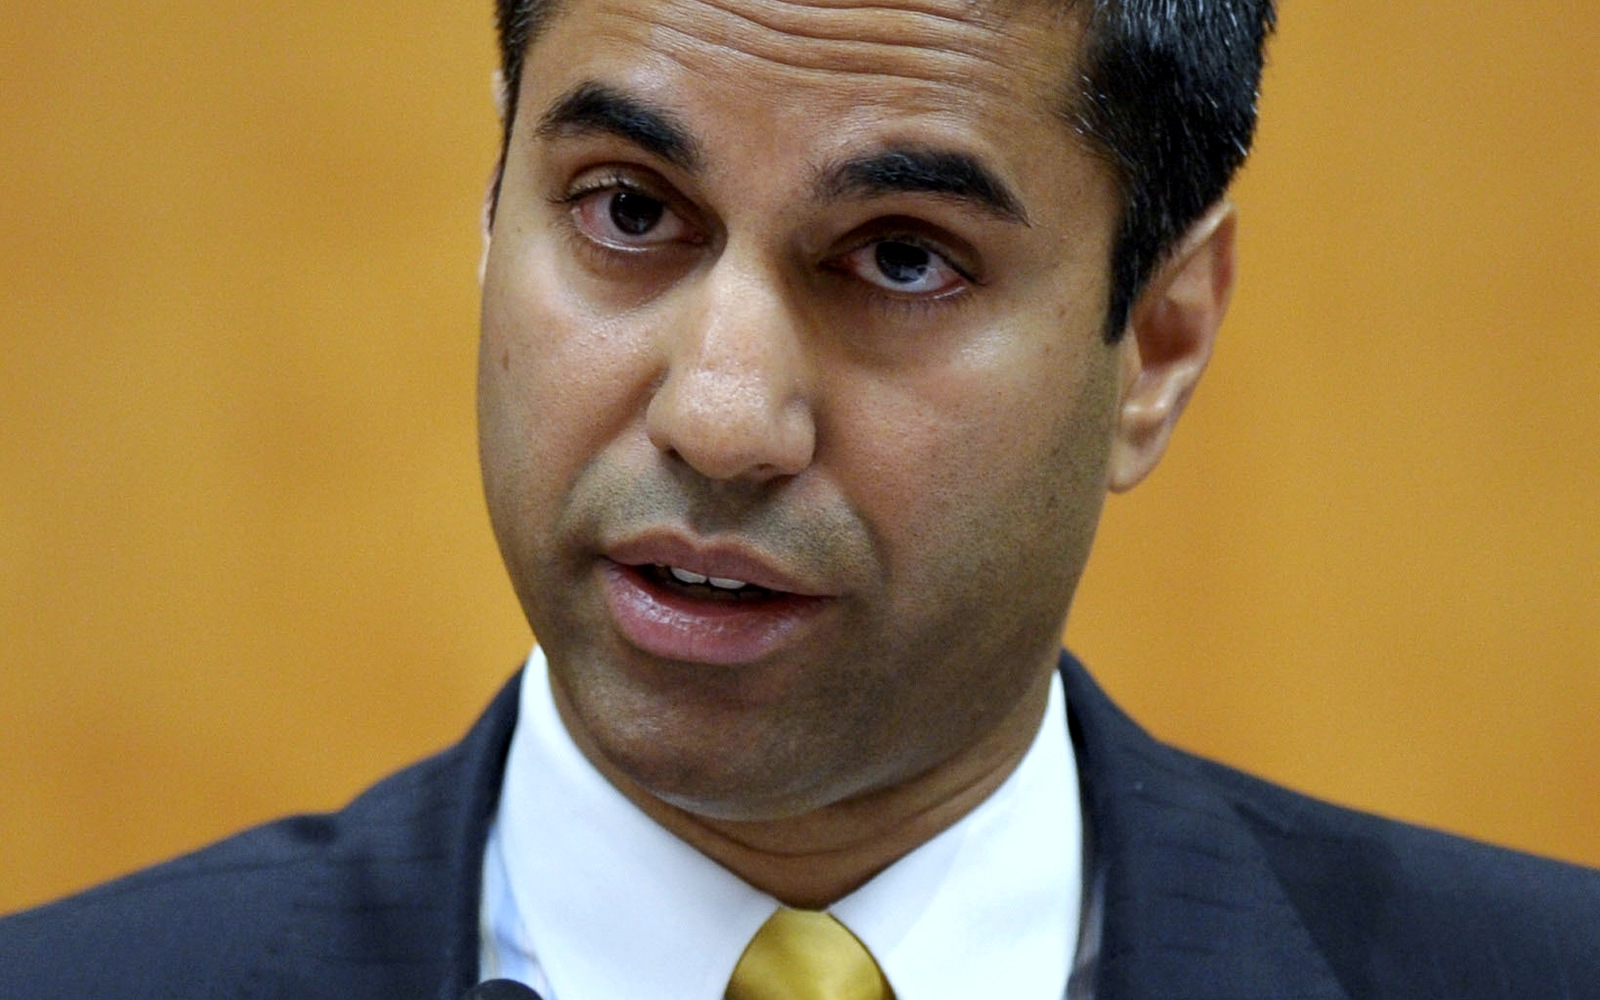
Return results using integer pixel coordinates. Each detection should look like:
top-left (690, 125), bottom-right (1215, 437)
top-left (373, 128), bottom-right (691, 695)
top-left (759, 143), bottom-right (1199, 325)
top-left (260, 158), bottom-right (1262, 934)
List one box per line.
top-left (819, 147), bottom-right (1030, 225)
top-left (534, 81), bottom-right (701, 171)
top-left (533, 82), bottom-right (1026, 225)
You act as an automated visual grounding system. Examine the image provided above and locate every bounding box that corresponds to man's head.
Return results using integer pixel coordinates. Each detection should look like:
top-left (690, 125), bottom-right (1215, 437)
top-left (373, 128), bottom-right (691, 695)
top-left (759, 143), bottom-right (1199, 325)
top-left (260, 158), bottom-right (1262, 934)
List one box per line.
top-left (477, 0), bottom-right (1267, 841)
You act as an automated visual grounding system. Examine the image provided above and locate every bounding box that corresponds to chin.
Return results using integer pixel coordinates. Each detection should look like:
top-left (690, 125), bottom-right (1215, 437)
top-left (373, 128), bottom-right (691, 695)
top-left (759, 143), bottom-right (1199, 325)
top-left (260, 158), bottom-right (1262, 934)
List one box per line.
top-left (649, 776), bottom-right (844, 824)
top-left (550, 642), bottom-right (887, 822)
top-left (598, 723), bottom-right (851, 823)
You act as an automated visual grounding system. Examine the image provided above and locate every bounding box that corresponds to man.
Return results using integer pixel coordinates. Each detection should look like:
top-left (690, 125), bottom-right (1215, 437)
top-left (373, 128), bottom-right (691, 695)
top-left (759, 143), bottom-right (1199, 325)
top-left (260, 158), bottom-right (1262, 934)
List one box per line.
top-left (3, 0), bottom-right (1596, 997)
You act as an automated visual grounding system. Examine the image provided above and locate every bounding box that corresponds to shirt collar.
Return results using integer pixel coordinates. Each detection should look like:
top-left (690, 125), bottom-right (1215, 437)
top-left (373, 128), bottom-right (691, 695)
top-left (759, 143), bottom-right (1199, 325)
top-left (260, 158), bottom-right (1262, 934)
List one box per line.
top-left (482, 645), bottom-right (1084, 1000)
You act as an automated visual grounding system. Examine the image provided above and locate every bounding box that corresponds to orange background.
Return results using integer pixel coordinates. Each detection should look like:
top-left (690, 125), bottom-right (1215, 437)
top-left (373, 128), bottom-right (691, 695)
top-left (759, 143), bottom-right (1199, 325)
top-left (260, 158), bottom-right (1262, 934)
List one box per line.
top-left (2, 3), bottom-right (1595, 914)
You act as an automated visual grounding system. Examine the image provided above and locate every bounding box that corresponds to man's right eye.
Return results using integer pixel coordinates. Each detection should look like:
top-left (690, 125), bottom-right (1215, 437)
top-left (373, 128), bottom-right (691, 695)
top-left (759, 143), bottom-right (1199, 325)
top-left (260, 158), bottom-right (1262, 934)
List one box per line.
top-left (609, 190), bottom-right (665, 235)
top-left (568, 185), bottom-right (698, 250)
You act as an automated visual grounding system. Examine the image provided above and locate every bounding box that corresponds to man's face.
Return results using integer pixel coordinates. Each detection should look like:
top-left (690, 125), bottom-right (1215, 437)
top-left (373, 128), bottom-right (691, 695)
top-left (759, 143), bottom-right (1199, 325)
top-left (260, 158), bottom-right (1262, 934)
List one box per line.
top-left (480, 0), bottom-right (1125, 820)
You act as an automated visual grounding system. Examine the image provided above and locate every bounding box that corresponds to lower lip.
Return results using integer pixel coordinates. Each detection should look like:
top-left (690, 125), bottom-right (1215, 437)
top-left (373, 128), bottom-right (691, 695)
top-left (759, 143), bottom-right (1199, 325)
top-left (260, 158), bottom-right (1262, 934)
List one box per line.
top-left (600, 561), bottom-right (829, 666)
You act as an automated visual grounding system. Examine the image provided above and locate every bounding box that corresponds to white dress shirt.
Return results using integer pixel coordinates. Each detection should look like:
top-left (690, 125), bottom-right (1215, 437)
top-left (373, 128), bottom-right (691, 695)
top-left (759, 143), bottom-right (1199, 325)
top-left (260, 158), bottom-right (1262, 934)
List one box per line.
top-left (480, 646), bottom-right (1090, 1000)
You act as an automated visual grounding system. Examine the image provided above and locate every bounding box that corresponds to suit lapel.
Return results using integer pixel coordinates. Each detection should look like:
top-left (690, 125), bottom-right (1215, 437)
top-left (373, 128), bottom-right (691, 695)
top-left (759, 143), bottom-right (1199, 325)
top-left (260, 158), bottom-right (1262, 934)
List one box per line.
top-left (1060, 652), bottom-right (1351, 1000)
top-left (431, 672), bottom-right (524, 999)
top-left (246, 671), bottom-right (522, 1000)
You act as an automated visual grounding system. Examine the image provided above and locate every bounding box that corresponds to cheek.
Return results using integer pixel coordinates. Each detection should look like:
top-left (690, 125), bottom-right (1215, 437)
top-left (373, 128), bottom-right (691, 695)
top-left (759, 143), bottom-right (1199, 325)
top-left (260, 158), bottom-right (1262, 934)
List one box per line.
top-left (839, 328), bottom-right (1120, 612)
top-left (478, 235), bottom-right (658, 547)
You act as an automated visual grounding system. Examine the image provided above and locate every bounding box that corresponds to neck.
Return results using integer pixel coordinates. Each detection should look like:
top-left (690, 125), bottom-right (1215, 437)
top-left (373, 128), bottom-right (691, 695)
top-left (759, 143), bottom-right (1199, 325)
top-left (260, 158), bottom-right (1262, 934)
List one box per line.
top-left (561, 669), bottom-right (1053, 909)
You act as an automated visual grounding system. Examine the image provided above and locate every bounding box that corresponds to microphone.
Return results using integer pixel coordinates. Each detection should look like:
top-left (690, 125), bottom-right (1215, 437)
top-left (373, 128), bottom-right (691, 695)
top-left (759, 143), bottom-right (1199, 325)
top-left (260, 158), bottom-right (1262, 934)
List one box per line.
top-left (460, 980), bottom-right (544, 1000)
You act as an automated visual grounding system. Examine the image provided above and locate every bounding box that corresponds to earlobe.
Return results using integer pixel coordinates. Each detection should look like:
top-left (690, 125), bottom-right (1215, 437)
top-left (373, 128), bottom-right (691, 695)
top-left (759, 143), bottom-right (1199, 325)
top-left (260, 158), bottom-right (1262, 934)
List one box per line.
top-left (1108, 201), bottom-right (1237, 493)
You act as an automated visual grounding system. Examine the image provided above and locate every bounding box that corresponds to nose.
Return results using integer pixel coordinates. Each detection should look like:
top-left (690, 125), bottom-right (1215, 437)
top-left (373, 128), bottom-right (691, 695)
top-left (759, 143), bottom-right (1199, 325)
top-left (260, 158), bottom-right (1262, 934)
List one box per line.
top-left (645, 260), bottom-right (816, 483)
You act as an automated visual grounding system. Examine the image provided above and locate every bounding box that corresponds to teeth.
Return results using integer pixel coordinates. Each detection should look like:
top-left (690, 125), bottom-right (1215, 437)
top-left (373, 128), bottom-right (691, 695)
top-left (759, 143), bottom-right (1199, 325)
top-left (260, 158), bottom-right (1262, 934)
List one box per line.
top-left (668, 566), bottom-right (708, 585)
top-left (663, 565), bottom-right (752, 591)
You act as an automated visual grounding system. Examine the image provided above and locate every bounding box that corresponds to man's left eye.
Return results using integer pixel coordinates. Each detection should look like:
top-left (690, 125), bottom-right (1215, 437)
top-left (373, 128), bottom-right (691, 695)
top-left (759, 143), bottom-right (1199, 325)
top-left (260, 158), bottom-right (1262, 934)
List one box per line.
top-left (571, 187), bottom-right (697, 248)
top-left (837, 238), bottom-right (967, 295)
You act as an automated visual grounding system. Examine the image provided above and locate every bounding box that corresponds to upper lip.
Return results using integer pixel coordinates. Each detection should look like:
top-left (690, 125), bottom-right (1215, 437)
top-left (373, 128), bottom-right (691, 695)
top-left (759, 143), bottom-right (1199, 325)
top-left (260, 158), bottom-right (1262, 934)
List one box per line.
top-left (603, 530), bottom-right (832, 597)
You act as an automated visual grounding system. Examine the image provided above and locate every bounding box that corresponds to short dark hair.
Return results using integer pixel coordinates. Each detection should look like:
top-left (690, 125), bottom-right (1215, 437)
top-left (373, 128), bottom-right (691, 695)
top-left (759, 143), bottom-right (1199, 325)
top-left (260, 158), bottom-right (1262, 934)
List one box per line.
top-left (491, 0), bottom-right (1276, 340)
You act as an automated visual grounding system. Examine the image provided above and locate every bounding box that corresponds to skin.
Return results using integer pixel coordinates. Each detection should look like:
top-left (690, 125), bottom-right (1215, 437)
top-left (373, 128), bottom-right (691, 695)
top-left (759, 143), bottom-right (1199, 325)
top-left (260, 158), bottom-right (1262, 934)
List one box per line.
top-left (479, 0), bottom-right (1235, 907)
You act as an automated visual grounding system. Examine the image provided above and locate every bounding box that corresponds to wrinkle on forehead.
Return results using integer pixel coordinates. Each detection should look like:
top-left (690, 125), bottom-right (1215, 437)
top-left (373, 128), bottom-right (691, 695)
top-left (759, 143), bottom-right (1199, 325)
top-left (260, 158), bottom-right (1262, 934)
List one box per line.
top-left (603, 0), bottom-right (1071, 98)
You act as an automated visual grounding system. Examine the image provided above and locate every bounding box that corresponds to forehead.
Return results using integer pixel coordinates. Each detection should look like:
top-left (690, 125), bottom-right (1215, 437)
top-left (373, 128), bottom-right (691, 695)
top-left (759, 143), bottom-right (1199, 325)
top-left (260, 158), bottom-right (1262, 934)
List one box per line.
top-left (519, 0), bottom-right (1090, 175)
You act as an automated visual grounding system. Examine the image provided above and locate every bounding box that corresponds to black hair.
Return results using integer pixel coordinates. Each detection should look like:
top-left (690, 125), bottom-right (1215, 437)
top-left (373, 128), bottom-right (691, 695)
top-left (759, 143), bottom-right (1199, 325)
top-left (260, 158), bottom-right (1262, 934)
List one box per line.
top-left (1068, 1), bottom-right (1276, 338)
top-left (491, 0), bottom-right (1276, 340)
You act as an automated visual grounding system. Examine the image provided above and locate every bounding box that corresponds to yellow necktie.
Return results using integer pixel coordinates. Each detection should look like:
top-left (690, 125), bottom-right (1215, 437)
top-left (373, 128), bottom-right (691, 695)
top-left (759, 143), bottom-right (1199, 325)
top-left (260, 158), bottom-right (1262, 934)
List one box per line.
top-left (725, 908), bottom-right (894, 1000)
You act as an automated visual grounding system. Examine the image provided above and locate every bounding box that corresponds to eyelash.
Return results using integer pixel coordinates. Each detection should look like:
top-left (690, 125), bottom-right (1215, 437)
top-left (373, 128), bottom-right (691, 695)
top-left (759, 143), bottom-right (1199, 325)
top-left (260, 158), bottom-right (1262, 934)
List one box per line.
top-left (550, 172), bottom-right (700, 273)
top-left (833, 231), bottom-right (980, 286)
top-left (554, 173), bottom-right (647, 211)
top-left (553, 176), bottom-right (640, 241)
top-left (854, 268), bottom-right (982, 322)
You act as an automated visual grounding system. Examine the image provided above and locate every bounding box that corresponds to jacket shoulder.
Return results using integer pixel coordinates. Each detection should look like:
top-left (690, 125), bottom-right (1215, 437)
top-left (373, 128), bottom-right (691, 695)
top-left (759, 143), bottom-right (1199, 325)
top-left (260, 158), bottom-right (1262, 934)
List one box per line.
top-left (1196, 754), bottom-right (1600, 997)
top-left (0, 741), bottom-right (479, 998)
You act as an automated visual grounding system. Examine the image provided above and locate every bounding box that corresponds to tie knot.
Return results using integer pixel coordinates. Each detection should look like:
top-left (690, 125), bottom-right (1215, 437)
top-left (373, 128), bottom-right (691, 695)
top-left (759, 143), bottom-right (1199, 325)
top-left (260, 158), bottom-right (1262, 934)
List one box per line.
top-left (725, 909), bottom-right (894, 1000)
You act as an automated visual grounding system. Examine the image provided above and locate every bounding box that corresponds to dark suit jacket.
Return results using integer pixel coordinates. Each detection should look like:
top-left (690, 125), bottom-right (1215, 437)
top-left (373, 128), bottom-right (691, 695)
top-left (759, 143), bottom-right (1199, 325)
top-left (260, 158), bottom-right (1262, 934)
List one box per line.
top-left (3, 652), bottom-right (1597, 999)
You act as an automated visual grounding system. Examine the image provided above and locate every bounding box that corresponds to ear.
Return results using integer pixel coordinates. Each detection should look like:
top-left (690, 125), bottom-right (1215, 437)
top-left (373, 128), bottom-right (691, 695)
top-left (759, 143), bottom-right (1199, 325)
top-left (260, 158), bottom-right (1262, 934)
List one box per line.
top-left (480, 71), bottom-right (510, 284)
top-left (480, 157), bottom-right (502, 285)
top-left (1108, 201), bottom-right (1237, 493)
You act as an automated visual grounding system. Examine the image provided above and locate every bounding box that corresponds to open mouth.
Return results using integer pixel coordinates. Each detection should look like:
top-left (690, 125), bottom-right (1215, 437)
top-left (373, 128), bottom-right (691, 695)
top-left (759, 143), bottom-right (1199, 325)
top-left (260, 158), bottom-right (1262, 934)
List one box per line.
top-left (601, 555), bottom-right (828, 664)
top-left (641, 564), bottom-right (780, 602)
